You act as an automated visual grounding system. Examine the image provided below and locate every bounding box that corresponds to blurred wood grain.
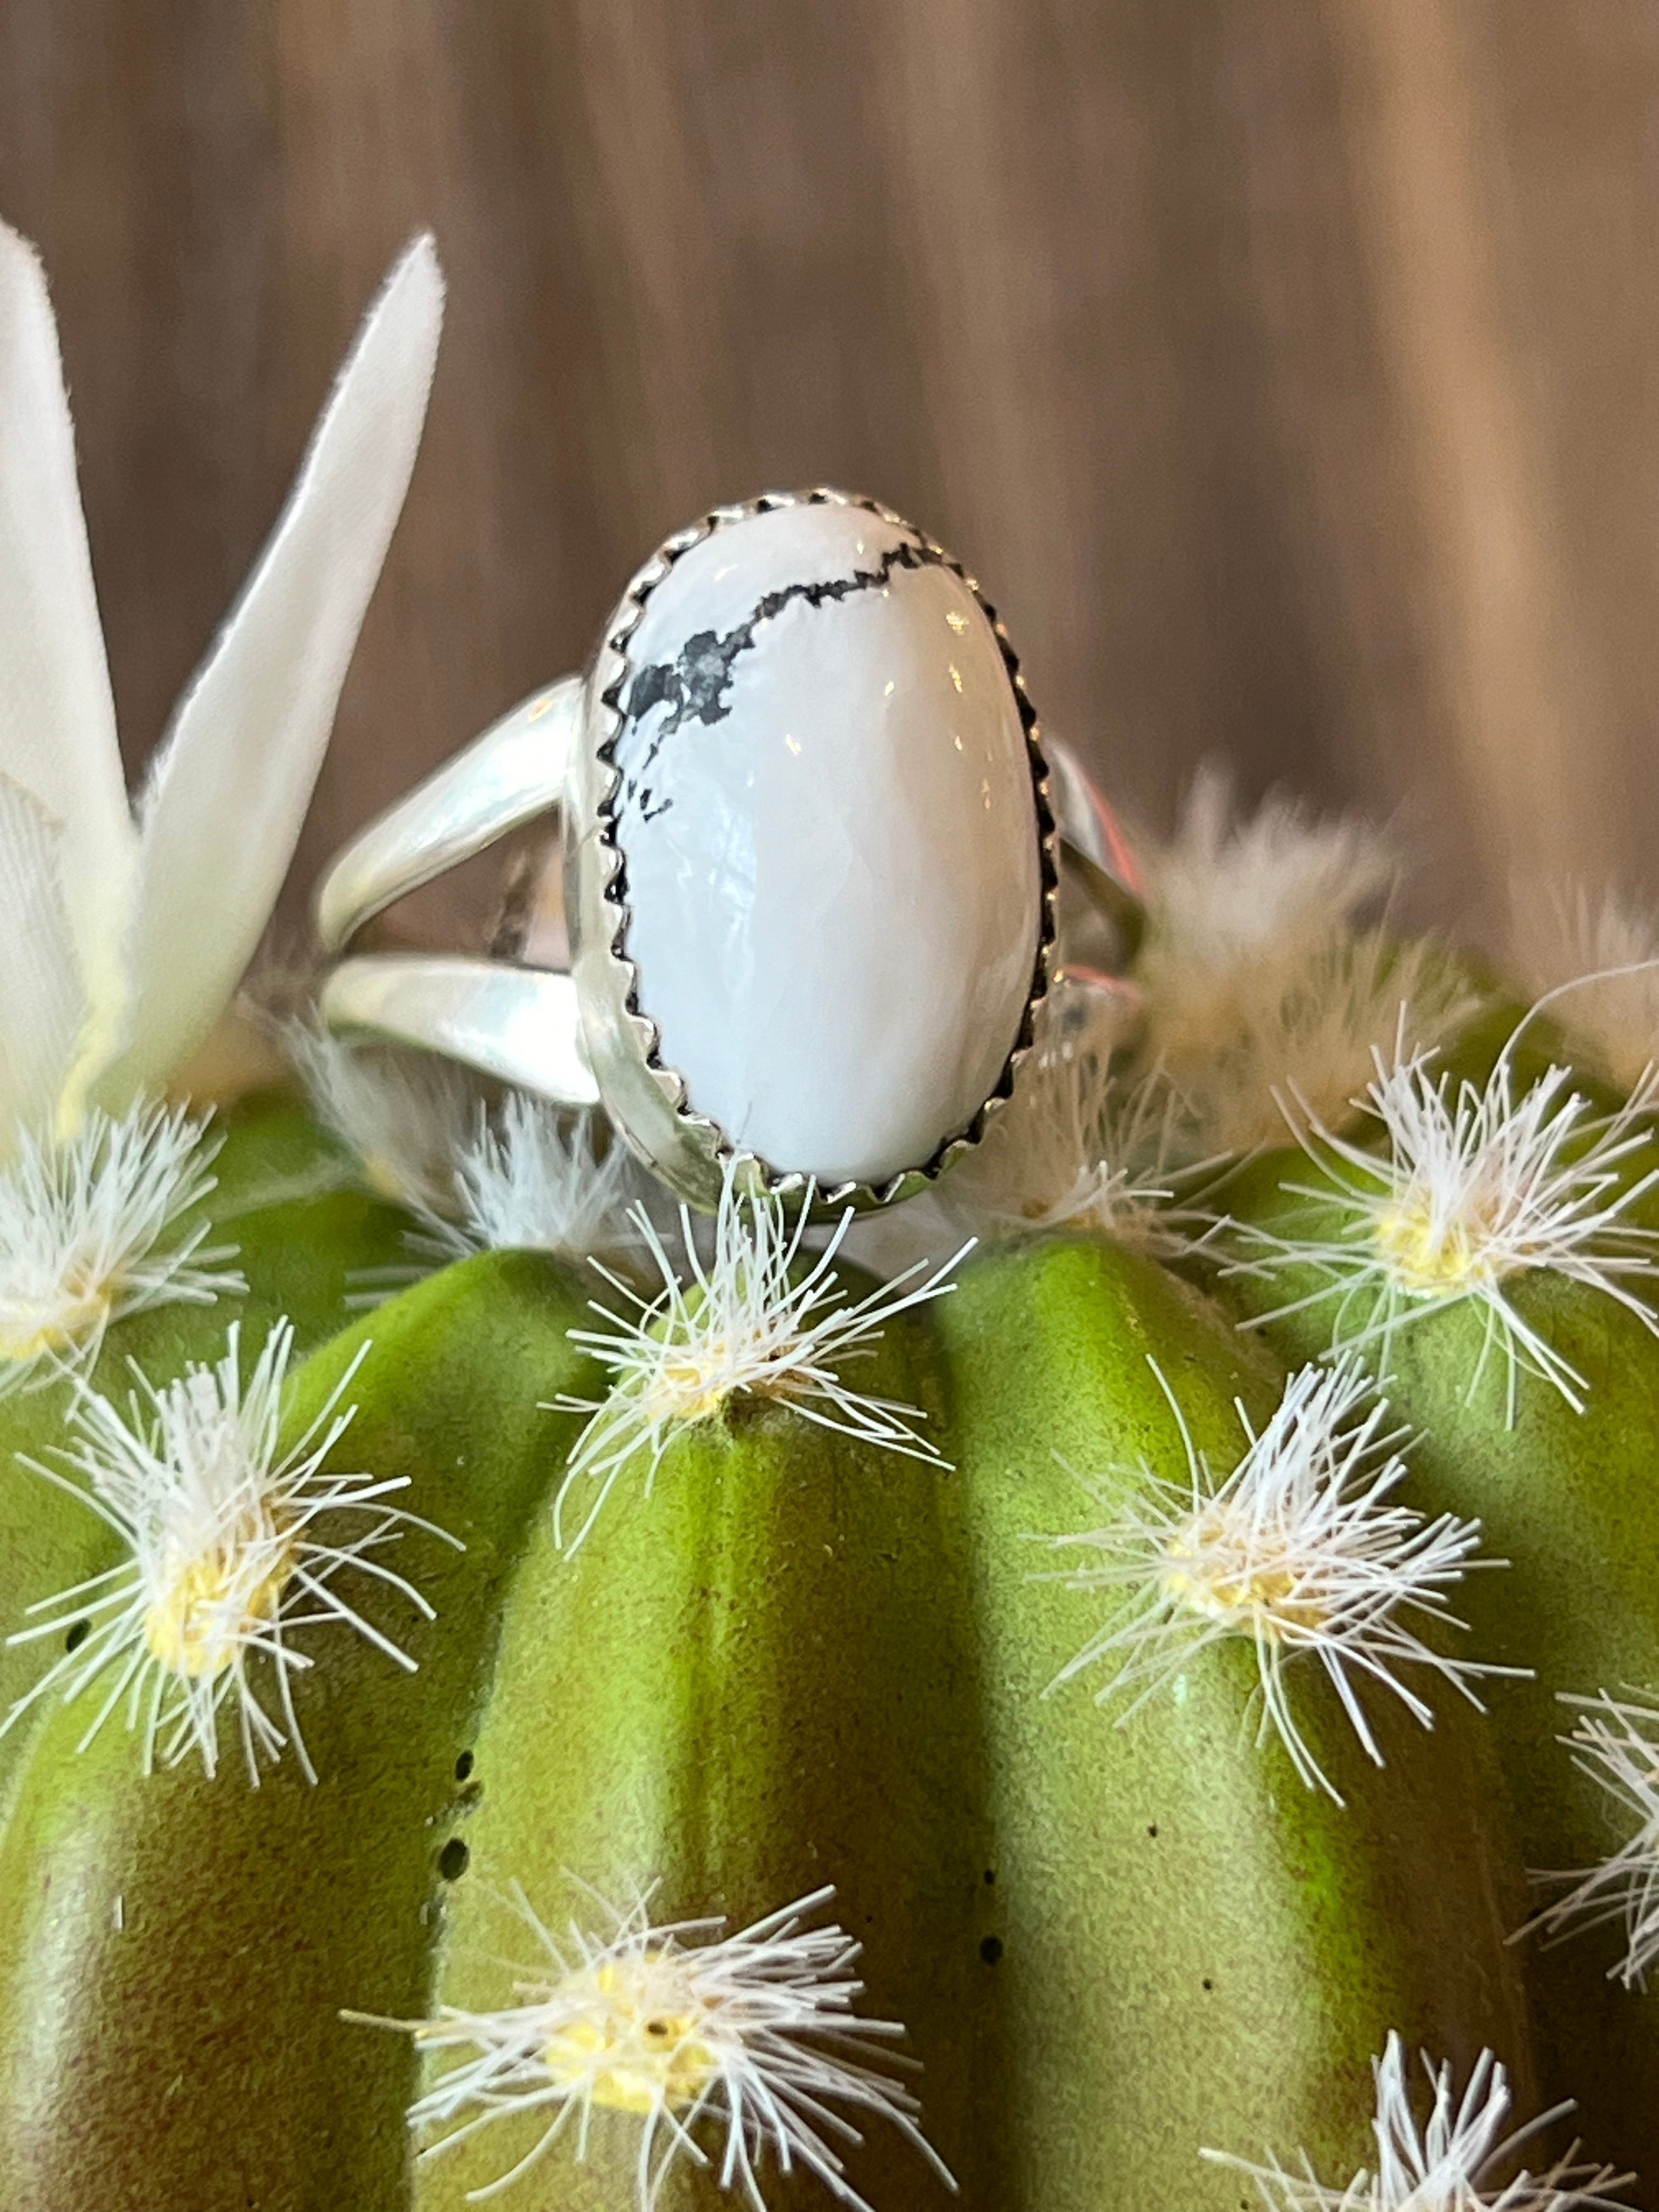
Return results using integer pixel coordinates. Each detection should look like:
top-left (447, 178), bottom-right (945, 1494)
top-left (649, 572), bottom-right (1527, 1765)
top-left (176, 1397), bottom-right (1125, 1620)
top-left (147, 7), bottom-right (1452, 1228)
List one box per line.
top-left (3, 0), bottom-right (1657, 951)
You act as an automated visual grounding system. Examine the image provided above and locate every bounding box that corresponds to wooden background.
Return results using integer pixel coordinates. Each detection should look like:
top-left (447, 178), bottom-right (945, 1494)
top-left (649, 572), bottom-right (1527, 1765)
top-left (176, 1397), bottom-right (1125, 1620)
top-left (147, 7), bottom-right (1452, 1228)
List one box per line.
top-left (3, 0), bottom-right (1657, 951)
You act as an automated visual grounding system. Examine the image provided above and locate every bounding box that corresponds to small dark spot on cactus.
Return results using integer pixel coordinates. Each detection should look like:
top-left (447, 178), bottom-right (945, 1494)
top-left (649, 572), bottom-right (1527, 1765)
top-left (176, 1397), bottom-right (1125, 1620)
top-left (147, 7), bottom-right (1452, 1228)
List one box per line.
top-left (64, 1620), bottom-right (89, 1654)
top-left (454, 1751), bottom-right (475, 1782)
top-left (979, 1936), bottom-right (1003, 1966)
top-left (982, 1869), bottom-right (995, 1886)
top-left (438, 1838), bottom-right (470, 1882)
top-left (1147, 1824), bottom-right (1158, 1838)
top-left (1202, 1977), bottom-right (1214, 1991)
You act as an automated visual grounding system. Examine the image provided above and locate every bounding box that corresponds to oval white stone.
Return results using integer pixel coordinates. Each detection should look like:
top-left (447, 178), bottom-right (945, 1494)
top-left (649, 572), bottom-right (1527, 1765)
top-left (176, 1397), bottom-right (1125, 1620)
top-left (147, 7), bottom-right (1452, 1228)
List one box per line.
top-left (609, 500), bottom-right (1042, 1185)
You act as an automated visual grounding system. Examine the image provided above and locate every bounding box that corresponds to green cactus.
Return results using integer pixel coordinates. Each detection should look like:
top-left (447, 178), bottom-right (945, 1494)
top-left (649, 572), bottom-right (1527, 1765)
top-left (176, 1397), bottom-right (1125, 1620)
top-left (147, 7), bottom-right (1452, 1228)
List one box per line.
top-left (0, 511), bottom-right (1644, 2210)
top-left (1202, 1032), bottom-right (1659, 2182)
top-left (0, 1118), bottom-right (1548, 2210)
top-left (0, 1092), bottom-right (411, 1796)
top-left (0, 1246), bottom-right (591, 2209)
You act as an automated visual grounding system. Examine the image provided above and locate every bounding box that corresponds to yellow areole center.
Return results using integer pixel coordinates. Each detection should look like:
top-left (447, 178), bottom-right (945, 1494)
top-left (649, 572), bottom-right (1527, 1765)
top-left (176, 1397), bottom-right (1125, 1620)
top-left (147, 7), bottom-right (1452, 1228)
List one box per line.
top-left (360, 1153), bottom-right (417, 1206)
top-left (657, 1348), bottom-right (733, 1425)
top-left (143, 1532), bottom-right (294, 1679)
top-left (0, 1276), bottom-right (112, 1362)
top-left (543, 1955), bottom-right (720, 2114)
top-left (1165, 1514), bottom-right (1327, 1638)
top-left (1372, 1193), bottom-right (1497, 1296)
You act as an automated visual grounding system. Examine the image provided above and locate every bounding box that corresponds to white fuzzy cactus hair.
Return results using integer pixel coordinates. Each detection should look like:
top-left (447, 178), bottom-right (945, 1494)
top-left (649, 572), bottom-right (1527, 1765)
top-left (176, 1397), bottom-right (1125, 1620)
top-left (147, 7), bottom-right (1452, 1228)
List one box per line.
top-left (0, 1102), bottom-right (242, 1394)
top-left (1139, 763), bottom-right (1401, 979)
top-left (1205, 2029), bottom-right (1628, 2212)
top-left (551, 1161), bottom-right (968, 1554)
top-left (939, 979), bottom-right (1220, 1255)
top-left (286, 1023), bottom-right (484, 1217)
top-left (1228, 1033), bottom-right (1659, 1419)
top-left (1048, 1355), bottom-right (1508, 1804)
top-left (1127, 769), bottom-right (1479, 1158)
top-left (352, 1878), bottom-right (952, 2211)
top-left (417, 1094), bottom-right (647, 1272)
top-left (1511, 883), bottom-right (1659, 1097)
top-left (2, 1319), bottom-right (457, 1783)
top-left (1528, 1691), bottom-right (1659, 1990)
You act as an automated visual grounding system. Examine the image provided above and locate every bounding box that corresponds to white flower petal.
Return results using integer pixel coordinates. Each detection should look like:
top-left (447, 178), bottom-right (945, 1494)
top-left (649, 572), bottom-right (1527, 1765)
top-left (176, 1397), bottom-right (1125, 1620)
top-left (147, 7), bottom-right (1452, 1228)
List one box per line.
top-left (0, 777), bottom-right (85, 1133)
top-left (95, 233), bottom-right (444, 1107)
top-left (0, 220), bottom-right (136, 1099)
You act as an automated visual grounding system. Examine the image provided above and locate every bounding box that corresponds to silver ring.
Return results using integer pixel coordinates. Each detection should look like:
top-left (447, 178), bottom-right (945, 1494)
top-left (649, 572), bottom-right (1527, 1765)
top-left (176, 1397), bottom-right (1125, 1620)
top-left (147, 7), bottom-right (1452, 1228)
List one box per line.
top-left (315, 488), bottom-right (1142, 1213)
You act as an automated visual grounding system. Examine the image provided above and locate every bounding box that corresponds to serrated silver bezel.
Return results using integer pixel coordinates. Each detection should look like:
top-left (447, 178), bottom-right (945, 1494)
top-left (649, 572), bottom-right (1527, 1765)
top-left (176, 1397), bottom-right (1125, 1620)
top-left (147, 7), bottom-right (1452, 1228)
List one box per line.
top-left (564, 487), bottom-right (1058, 1217)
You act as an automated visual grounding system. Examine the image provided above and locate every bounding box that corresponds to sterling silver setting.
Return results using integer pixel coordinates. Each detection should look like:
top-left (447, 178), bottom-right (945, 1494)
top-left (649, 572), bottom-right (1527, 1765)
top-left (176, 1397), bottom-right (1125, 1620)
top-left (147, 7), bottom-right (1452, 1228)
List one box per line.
top-left (317, 488), bottom-right (1137, 1214)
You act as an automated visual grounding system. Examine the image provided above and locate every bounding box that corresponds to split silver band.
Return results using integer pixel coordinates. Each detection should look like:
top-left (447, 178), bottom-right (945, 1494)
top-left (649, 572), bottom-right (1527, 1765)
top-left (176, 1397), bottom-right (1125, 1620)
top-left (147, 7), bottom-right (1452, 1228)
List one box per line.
top-left (315, 696), bottom-right (1135, 1109)
top-left (312, 489), bottom-right (1145, 1212)
top-left (316, 678), bottom-right (584, 958)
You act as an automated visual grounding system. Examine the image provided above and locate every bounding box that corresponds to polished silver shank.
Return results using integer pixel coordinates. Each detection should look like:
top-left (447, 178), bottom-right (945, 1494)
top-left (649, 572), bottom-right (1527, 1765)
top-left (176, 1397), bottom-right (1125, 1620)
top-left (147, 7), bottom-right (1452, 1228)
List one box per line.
top-left (318, 953), bottom-right (599, 1105)
top-left (314, 676), bottom-right (583, 954)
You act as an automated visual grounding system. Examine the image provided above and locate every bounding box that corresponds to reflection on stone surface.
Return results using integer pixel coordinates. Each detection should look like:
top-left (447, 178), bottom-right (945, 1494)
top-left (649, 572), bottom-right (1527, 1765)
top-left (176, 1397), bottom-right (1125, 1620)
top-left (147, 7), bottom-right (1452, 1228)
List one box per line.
top-left (614, 500), bottom-right (1041, 1184)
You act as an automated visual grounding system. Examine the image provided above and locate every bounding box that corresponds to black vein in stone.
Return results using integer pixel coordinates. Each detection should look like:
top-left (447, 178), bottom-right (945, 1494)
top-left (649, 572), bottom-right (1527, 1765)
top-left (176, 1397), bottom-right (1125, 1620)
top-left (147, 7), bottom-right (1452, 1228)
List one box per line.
top-left (619, 533), bottom-right (950, 820)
